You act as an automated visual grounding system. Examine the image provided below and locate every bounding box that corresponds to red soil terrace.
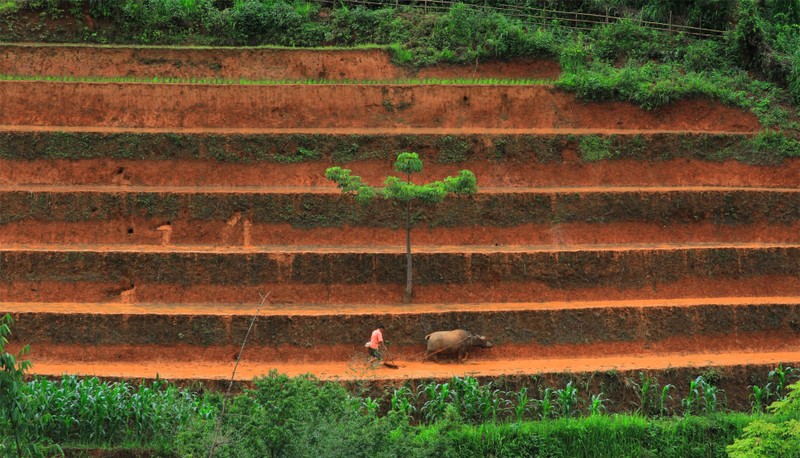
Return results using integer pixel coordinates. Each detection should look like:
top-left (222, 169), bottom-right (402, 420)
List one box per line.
top-left (0, 83), bottom-right (760, 130)
top-left (1, 47), bottom-right (797, 390)
top-left (0, 44), bottom-right (562, 81)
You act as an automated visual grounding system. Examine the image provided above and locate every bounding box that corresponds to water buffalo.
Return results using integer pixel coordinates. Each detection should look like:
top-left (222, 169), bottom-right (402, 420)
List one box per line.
top-left (424, 329), bottom-right (493, 363)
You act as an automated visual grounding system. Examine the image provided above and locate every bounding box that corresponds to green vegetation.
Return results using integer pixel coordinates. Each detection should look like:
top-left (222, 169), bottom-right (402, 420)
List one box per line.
top-left (1, 316), bottom-right (798, 456)
top-left (2, 1), bottom-right (800, 131)
top-left (0, 314), bottom-right (48, 457)
top-left (2, 368), bottom-right (799, 456)
top-left (3, 131), bottom-right (797, 165)
top-left (728, 379), bottom-right (800, 457)
top-left (326, 152), bottom-right (477, 301)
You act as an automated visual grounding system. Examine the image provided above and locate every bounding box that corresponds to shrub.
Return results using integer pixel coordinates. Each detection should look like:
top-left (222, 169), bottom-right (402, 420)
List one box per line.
top-left (177, 371), bottom-right (427, 458)
top-left (728, 381), bottom-right (800, 457)
top-left (579, 135), bottom-right (616, 161)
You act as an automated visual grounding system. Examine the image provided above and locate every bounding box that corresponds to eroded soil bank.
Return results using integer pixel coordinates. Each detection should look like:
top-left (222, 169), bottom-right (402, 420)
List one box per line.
top-left (0, 45), bottom-right (562, 81)
top-left (1, 188), bottom-right (796, 235)
top-left (7, 299), bottom-right (800, 348)
top-left (0, 82), bottom-right (761, 130)
top-left (19, 354), bottom-right (800, 413)
top-left (2, 220), bottom-right (798, 246)
top-left (0, 245), bottom-right (796, 287)
top-left (4, 156), bottom-right (798, 188)
top-left (2, 275), bottom-right (798, 304)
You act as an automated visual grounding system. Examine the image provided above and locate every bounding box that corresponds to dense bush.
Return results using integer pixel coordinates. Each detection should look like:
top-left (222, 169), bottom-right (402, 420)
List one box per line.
top-left (175, 371), bottom-right (428, 458)
top-left (728, 380), bottom-right (800, 457)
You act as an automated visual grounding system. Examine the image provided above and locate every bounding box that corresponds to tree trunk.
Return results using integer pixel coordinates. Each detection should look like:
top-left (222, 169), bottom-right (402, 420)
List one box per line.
top-left (404, 200), bottom-right (412, 303)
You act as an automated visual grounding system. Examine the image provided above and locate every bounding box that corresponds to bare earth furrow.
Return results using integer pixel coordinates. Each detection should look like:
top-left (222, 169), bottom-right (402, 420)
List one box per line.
top-left (5, 298), bottom-right (800, 350)
top-left (0, 45), bottom-right (561, 80)
top-left (0, 83), bottom-right (760, 131)
top-left (21, 350), bottom-right (800, 383)
top-left (2, 221), bottom-right (799, 246)
top-left (0, 244), bottom-right (797, 304)
top-left (3, 157), bottom-right (796, 189)
top-left (1, 187), bottom-right (797, 244)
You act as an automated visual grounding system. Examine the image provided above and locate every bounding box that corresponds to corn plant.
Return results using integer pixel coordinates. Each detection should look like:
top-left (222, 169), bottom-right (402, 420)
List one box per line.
top-left (769, 364), bottom-right (798, 400)
top-left (390, 386), bottom-right (418, 420)
top-left (682, 376), bottom-right (707, 416)
top-left (0, 314), bottom-right (40, 458)
top-left (700, 380), bottom-right (723, 414)
top-left (749, 384), bottom-right (771, 413)
top-left (658, 384), bottom-right (675, 417)
top-left (421, 381), bottom-right (451, 423)
top-left (360, 397), bottom-right (379, 417)
top-left (555, 382), bottom-right (579, 418)
top-left (539, 388), bottom-right (555, 420)
top-left (449, 377), bottom-right (506, 424)
top-left (23, 375), bottom-right (209, 447)
top-left (626, 372), bottom-right (658, 416)
top-left (588, 392), bottom-right (608, 416)
top-left (513, 386), bottom-right (530, 422)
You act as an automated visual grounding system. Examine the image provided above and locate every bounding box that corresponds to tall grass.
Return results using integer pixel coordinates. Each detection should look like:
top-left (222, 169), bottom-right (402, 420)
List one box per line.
top-left (417, 413), bottom-right (755, 458)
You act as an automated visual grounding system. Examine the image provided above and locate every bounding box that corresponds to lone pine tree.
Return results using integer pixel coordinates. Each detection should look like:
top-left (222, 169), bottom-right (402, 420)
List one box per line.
top-left (325, 152), bottom-right (477, 303)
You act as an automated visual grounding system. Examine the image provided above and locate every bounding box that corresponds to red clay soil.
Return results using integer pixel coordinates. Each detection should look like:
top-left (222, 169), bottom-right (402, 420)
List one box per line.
top-left (0, 82), bottom-right (761, 131)
top-left (12, 333), bottom-right (800, 364)
top-left (2, 276), bottom-right (798, 304)
top-left (0, 44), bottom-right (561, 81)
top-left (6, 297), bottom-right (800, 349)
top-left (19, 347), bottom-right (800, 383)
top-left (4, 154), bottom-right (796, 188)
top-left (5, 296), bottom-right (799, 316)
top-left (1, 220), bottom-right (798, 246)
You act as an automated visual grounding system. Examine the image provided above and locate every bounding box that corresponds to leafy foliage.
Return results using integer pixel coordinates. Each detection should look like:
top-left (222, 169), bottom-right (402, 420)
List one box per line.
top-left (728, 381), bottom-right (800, 457)
top-left (0, 314), bottom-right (38, 457)
top-left (326, 152), bottom-right (476, 301)
top-left (176, 370), bottom-right (427, 458)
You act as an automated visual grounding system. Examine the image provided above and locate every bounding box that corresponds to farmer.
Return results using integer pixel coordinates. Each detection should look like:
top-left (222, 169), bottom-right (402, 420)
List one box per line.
top-left (366, 324), bottom-right (386, 365)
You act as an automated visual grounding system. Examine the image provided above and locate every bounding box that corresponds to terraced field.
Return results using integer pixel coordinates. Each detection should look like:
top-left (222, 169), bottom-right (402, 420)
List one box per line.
top-left (2, 44), bottom-right (799, 405)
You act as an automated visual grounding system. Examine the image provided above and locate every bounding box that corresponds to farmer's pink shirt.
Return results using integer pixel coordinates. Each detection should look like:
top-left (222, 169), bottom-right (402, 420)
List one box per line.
top-left (369, 329), bottom-right (383, 349)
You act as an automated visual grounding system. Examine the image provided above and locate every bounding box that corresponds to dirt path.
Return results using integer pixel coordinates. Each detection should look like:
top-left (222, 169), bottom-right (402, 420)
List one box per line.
top-left (3, 184), bottom-right (797, 193)
top-left (23, 350), bottom-right (800, 382)
top-left (2, 241), bottom-right (796, 254)
top-left (5, 296), bottom-right (798, 316)
top-left (2, 221), bottom-right (799, 247)
top-left (4, 156), bottom-right (796, 188)
top-left (0, 83), bottom-right (760, 130)
top-left (0, 125), bottom-right (759, 135)
top-left (4, 276), bottom-right (798, 310)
